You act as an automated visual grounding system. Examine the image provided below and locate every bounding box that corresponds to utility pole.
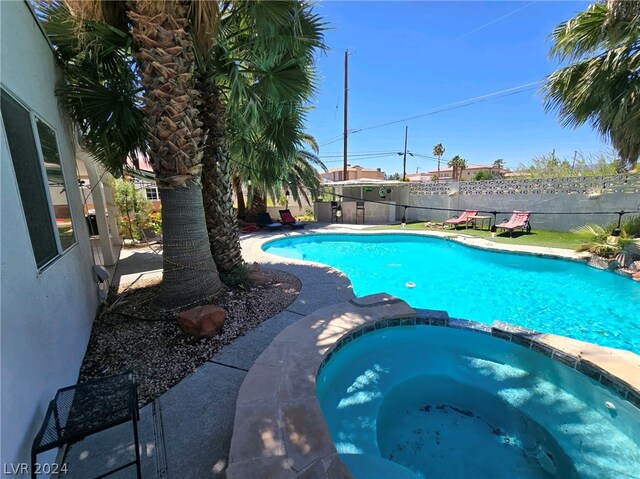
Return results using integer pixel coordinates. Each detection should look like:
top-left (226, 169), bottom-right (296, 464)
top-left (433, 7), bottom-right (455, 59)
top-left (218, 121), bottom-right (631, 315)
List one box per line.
top-left (572, 150), bottom-right (577, 169)
top-left (402, 126), bottom-right (408, 181)
top-left (343, 50), bottom-right (349, 182)
top-left (397, 126), bottom-right (413, 181)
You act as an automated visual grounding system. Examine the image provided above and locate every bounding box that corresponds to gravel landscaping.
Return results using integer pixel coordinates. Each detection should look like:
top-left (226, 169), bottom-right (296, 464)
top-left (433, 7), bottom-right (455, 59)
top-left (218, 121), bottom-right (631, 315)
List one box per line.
top-left (79, 268), bottom-right (301, 406)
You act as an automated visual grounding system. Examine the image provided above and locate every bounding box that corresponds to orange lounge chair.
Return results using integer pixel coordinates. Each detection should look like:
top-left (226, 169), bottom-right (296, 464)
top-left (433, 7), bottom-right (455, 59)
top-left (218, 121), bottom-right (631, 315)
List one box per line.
top-left (443, 210), bottom-right (478, 229)
top-left (279, 209), bottom-right (305, 229)
top-left (496, 211), bottom-right (531, 237)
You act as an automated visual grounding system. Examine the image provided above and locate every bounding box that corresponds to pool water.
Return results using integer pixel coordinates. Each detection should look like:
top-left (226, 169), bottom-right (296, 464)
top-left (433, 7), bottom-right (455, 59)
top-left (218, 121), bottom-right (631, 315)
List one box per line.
top-left (264, 234), bottom-right (640, 353)
top-left (316, 326), bottom-right (640, 479)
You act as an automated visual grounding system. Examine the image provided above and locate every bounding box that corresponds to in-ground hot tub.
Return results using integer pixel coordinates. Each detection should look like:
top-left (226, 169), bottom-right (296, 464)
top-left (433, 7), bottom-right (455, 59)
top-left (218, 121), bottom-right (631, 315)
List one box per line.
top-left (317, 323), bottom-right (640, 479)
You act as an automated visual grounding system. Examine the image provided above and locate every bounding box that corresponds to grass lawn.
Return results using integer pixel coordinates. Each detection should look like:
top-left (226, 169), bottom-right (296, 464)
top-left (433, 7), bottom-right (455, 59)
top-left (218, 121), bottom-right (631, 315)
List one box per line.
top-left (365, 221), bottom-right (584, 250)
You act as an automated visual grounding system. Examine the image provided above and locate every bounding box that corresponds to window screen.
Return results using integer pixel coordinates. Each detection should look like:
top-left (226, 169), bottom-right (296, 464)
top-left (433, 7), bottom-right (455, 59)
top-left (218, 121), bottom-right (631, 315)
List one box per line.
top-left (36, 118), bottom-right (76, 251)
top-left (1, 88), bottom-right (58, 268)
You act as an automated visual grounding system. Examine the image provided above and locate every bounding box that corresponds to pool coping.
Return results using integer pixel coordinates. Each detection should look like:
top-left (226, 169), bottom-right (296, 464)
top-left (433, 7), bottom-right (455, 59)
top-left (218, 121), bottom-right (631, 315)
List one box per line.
top-left (226, 293), bottom-right (640, 479)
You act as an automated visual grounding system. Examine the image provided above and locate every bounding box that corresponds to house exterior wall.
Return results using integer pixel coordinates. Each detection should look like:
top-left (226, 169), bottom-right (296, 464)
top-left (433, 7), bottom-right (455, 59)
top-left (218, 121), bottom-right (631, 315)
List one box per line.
top-left (322, 166), bottom-right (385, 182)
top-left (1, 1), bottom-right (99, 473)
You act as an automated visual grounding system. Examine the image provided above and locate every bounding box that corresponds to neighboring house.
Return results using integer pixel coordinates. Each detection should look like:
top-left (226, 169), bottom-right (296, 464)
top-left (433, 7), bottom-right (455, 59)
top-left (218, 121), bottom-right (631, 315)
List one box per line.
top-left (1, 1), bottom-right (105, 472)
top-left (428, 163), bottom-right (507, 181)
top-left (322, 164), bottom-right (385, 182)
top-left (405, 172), bottom-right (433, 183)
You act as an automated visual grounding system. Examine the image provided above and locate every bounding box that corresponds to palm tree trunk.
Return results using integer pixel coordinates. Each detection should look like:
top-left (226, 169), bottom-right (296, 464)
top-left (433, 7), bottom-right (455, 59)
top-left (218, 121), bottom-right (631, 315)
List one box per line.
top-left (244, 190), bottom-right (267, 223)
top-left (128, 4), bottom-right (222, 307)
top-left (199, 86), bottom-right (245, 277)
top-left (232, 174), bottom-right (246, 220)
top-left (160, 187), bottom-right (222, 306)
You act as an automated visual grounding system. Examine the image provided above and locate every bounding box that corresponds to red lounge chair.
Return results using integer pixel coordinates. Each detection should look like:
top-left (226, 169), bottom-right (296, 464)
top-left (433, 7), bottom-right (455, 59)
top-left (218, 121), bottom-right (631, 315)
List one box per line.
top-left (443, 210), bottom-right (478, 229)
top-left (496, 211), bottom-right (531, 237)
top-left (279, 209), bottom-right (305, 229)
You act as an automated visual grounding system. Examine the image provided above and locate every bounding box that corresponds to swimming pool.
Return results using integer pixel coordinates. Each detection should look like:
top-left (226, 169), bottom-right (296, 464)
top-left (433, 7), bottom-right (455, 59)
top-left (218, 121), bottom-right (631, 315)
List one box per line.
top-left (317, 324), bottom-right (640, 479)
top-left (263, 233), bottom-right (640, 353)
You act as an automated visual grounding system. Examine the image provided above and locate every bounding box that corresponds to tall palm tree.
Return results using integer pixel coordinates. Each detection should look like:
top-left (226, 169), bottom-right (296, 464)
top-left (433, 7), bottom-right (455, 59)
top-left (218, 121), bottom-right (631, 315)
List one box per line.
top-left (542, 0), bottom-right (640, 168)
top-left (269, 133), bottom-right (326, 208)
top-left (198, 1), bottom-right (326, 278)
top-left (433, 143), bottom-right (445, 183)
top-left (59, 1), bottom-right (224, 307)
top-left (448, 155), bottom-right (466, 181)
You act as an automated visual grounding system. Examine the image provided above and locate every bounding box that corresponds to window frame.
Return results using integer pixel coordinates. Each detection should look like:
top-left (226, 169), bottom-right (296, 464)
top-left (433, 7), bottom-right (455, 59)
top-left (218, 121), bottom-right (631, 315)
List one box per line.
top-left (145, 186), bottom-right (159, 201)
top-left (0, 86), bottom-right (78, 272)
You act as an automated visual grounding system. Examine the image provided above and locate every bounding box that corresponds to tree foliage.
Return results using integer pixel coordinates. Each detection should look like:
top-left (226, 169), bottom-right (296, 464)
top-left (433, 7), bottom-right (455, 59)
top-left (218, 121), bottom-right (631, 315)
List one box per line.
top-left (448, 155), bottom-right (467, 181)
top-left (473, 171), bottom-right (495, 181)
top-left (517, 150), bottom-right (623, 178)
top-left (542, 0), bottom-right (640, 168)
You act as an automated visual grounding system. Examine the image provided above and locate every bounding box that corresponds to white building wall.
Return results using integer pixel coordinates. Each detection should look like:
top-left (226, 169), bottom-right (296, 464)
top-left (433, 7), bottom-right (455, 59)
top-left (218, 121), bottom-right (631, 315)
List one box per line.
top-left (1, 1), bottom-right (99, 473)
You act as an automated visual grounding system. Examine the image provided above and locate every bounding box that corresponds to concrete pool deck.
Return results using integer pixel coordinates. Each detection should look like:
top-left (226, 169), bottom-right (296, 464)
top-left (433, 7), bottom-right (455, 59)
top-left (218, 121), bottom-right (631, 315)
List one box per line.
top-left (61, 223), bottom-right (639, 478)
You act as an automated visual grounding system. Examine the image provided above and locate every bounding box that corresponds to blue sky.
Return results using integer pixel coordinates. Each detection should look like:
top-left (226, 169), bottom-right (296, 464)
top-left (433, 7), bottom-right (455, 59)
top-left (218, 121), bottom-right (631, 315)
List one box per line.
top-left (307, 1), bottom-right (609, 175)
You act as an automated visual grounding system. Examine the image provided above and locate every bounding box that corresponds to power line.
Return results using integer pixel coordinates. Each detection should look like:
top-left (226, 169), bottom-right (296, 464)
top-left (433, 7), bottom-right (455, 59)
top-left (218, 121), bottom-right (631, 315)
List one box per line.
top-left (317, 81), bottom-right (541, 148)
top-left (352, 82), bottom-right (540, 134)
top-left (454, 1), bottom-right (539, 41)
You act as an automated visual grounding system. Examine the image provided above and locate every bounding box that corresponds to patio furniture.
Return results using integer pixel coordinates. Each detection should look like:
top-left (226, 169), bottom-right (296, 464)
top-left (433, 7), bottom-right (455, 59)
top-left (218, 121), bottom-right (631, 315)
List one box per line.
top-left (443, 210), bottom-right (478, 229)
top-left (469, 215), bottom-right (492, 231)
top-left (257, 212), bottom-right (283, 231)
top-left (495, 211), bottom-right (531, 237)
top-left (279, 209), bottom-right (305, 229)
top-left (31, 372), bottom-right (141, 479)
top-left (141, 227), bottom-right (162, 254)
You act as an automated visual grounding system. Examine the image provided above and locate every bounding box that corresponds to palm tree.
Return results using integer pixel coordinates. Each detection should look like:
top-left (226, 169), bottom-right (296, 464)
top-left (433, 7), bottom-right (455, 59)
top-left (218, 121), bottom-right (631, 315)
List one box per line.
top-left (198, 1), bottom-right (326, 278)
top-left (54, 1), bottom-right (224, 307)
top-left (272, 134), bottom-right (327, 209)
top-left (542, 0), bottom-right (640, 168)
top-left (433, 143), bottom-right (445, 183)
top-left (448, 155), bottom-right (466, 181)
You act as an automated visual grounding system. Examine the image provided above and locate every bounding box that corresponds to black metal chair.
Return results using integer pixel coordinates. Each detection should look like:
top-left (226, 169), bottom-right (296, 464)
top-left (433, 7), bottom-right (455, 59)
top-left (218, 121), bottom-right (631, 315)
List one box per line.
top-left (31, 372), bottom-right (141, 479)
top-left (356, 201), bottom-right (365, 224)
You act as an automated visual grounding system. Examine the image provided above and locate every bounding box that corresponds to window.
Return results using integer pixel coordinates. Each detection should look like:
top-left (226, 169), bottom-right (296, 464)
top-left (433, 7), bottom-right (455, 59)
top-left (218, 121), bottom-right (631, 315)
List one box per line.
top-left (1, 88), bottom-right (76, 268)
top-left (145, 187), bottom-right (159, 201)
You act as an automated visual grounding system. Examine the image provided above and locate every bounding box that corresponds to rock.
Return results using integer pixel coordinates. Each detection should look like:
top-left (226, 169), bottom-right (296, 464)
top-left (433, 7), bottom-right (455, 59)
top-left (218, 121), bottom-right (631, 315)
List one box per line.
top-left (633, 271), bottom-right (640, 282)
top-left (630, 260), bottom-right (640, 272)
top-left (176, 305), bottom-right (226, 338)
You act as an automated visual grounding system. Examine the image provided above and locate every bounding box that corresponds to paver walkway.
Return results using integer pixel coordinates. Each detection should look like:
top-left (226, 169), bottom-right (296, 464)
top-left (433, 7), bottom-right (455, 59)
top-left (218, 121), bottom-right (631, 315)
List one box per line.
top-left (61, 223), bottom-right (359, 479)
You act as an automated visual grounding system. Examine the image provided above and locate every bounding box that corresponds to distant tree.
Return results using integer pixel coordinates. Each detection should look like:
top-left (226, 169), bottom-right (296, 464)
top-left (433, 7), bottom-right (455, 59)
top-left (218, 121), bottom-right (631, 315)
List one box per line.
top-left (473, 171), bottom-right (494, 181)
top-left (386, 172), bottom-right (402, 180)
top-left (432, 143), bottom-right (445, 183)
top-left (517, 150), bottom-right (620, 178)
top-left (448, 155), bottom-right (467, 181)
top-left (542, 0), bottom-right (640, 169)
top-left (493, 159), bottom-right (505, 170)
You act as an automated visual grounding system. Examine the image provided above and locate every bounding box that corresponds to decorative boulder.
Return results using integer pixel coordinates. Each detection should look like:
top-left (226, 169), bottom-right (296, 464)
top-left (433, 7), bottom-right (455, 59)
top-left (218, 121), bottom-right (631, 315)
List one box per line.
top-left (176, 305), bottom-right (226, 338)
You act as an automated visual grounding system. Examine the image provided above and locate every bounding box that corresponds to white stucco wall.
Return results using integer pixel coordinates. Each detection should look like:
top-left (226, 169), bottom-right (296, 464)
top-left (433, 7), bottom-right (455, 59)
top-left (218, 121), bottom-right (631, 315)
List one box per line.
top-left (1, 1), bottom-right (99, 474)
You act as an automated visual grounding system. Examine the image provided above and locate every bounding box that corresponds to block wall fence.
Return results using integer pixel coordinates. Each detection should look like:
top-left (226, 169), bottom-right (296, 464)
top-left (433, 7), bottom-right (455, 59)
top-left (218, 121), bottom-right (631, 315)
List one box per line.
top-left (406, 174), bottom-right (640, 232)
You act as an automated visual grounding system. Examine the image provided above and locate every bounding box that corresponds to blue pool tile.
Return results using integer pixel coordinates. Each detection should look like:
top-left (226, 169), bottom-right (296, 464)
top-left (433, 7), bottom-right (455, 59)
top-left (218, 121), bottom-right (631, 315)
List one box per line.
top-left (529, 341), bottom-right (554, 358)
top-left (551, 350), bottom-right (578, 368)
top-left (626, 389), bottom-right (640, 409)
top-left (599, 373), bottom-right (630, 399)
top-left (510, 334), bottom-right (533, 349)
top-left (491, 330), bottom-right (512, 341)
top-left (575, 361), bottom-right (603, 381)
